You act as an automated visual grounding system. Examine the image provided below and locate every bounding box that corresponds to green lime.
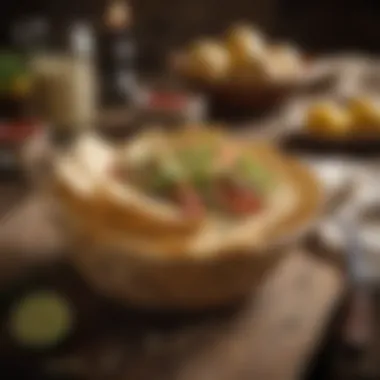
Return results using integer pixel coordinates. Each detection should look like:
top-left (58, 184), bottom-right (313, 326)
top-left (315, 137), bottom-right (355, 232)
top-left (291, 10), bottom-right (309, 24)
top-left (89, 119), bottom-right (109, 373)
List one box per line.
top-left (9, 290), bottom-right (73, 349)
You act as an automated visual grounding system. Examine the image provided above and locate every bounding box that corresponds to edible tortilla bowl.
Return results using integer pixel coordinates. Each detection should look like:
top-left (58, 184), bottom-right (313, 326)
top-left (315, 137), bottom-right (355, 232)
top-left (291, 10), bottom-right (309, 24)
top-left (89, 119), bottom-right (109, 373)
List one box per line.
top-left (56, 140), bottom-right (323, 310)
top-left (51, 138), bottom-right (202, 238)
top-left (94, 129), bottom-right (231, 237)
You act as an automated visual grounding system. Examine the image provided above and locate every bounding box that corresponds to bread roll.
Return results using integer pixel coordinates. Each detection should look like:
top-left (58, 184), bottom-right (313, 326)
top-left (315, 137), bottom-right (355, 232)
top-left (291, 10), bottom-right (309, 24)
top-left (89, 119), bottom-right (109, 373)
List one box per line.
top-left (266, 43), bottom-right (302, 80)
top-left (186, 40), bottom-right (230, 82)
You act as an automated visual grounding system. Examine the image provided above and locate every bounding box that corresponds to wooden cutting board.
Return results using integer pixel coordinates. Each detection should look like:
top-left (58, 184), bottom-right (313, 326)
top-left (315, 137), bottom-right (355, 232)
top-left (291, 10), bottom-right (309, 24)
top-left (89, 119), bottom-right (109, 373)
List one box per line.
top-left (0, 191), bottom-right (344, 380)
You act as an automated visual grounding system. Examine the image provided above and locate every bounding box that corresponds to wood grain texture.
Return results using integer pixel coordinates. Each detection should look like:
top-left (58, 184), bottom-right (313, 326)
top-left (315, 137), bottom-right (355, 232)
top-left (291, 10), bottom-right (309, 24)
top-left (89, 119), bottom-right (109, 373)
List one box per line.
top-left (0, 182), bottom-right (29, 219)
top-left (165, 251), bottom-right (343, 380)
top-left (0, 192), bottom-right (65, 285)
top-left (0, 189), bottom-right (343, 380)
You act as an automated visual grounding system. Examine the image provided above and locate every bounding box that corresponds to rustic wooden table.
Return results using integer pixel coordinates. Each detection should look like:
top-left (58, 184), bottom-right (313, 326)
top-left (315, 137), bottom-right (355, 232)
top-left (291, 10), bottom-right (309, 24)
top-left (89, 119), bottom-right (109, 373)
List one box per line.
top-left (4, 58), bottom-right (380, 379)
top-left (0, 186), bottom-right (344, 380)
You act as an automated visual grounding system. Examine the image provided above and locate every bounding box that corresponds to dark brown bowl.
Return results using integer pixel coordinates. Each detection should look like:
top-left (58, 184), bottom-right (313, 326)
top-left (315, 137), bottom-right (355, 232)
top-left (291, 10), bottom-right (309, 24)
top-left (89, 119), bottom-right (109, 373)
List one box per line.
top-left (191, 78), bottom-right (299, 116)
top-left (170, 52), bottom-right (333, 118)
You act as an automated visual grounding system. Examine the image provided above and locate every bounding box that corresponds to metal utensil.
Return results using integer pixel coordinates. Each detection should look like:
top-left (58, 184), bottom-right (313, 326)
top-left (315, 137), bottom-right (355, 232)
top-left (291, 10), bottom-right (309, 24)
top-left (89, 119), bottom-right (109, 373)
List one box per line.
top-left (340, 217), bottom-right (375, 353)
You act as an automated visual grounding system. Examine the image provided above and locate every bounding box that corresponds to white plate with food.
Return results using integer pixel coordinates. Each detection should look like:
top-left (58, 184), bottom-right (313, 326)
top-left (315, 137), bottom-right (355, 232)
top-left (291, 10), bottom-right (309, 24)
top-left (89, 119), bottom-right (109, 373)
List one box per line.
top-left (281, 94), bottom-right (380, 154)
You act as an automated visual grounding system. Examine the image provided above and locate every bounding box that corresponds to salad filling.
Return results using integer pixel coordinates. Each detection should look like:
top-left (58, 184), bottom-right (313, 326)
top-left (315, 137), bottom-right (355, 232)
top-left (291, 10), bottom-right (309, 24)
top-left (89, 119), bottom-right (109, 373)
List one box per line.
top-left (113, 139), bottom-right (276, 219)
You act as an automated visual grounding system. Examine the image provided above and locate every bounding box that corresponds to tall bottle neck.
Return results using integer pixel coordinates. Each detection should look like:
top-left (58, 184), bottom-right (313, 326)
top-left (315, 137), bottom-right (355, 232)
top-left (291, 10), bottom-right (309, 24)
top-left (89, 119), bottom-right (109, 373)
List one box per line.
top-left (69, 21), bottom-right (95, 59)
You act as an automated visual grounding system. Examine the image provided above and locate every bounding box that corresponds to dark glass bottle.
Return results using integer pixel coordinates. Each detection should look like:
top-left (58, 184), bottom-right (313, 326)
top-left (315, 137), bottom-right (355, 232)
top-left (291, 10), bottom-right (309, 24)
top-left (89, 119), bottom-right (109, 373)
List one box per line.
top-left (11, 16), bottom-right (50, 55)
top-left (96, 0), bottom-right (137, 108)
top-left (4, 16), bottom-right (49, 121)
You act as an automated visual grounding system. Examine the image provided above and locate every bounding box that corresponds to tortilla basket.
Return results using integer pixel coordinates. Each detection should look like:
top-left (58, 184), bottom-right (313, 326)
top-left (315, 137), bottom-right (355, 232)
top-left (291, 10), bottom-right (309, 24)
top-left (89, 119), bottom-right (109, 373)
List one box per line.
top-left (52, 145), bottom-right (322, 310)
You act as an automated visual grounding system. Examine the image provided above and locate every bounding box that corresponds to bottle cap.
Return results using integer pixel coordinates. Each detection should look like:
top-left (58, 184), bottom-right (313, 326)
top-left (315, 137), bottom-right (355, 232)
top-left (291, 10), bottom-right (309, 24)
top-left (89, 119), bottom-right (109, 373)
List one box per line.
top-left (104, 1), bottom-right (132, 30)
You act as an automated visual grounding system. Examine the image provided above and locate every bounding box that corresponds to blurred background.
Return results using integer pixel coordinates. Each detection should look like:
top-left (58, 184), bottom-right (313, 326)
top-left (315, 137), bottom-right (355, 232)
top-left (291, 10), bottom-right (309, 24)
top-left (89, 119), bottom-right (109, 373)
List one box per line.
top-left (2, 0), bottom-right (380, 71)
top-left (1, 1), bottom-right (380, 380)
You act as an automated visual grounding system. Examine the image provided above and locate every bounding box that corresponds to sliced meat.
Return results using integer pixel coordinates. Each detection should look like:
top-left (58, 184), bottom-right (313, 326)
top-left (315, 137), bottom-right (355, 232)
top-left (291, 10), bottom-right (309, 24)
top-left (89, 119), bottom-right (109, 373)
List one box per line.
top-left (172, 183), bottom-right (205, 219)
top-left (216, 179), bottom-right (262, 216)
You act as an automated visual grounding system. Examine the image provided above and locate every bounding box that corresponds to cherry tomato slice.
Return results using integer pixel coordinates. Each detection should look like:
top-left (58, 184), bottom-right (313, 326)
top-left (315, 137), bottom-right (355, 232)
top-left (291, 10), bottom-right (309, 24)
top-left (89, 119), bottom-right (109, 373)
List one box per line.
top-left (218, 181), bottom-right (262, 215)
top-left (173, 183), bottom-right (205, 219)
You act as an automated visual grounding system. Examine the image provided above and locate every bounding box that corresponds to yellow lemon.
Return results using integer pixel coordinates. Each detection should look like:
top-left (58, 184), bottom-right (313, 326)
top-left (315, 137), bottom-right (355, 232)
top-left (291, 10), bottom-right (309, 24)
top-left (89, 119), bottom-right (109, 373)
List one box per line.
top-left (306, 103), bottom-right (352, 137)
top-left (349, 97), bottom-right (380, 131)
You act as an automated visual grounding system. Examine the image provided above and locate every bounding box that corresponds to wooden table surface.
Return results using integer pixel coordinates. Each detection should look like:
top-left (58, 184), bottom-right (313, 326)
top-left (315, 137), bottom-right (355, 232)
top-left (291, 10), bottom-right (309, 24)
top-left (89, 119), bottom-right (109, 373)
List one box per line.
top-left (3, 59), bottom-right (380, 379)
top-left (0, 186), bottom-right (344, 380)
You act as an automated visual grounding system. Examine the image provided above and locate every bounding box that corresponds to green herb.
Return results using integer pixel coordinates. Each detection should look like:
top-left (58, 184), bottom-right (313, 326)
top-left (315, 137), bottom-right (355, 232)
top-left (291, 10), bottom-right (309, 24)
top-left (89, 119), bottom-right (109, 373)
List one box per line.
top-left (178, 144), bottom-right (216, 190)
top-left (149, 158), bottom-right (186, 192)
top-left (235, 155), bottom-right (275, 193)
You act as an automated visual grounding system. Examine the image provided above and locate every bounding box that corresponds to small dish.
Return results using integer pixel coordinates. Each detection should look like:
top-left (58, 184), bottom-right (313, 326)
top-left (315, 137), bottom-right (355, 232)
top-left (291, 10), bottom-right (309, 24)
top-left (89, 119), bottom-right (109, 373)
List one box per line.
top-left (281, 95), bottom-right (380, 156)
